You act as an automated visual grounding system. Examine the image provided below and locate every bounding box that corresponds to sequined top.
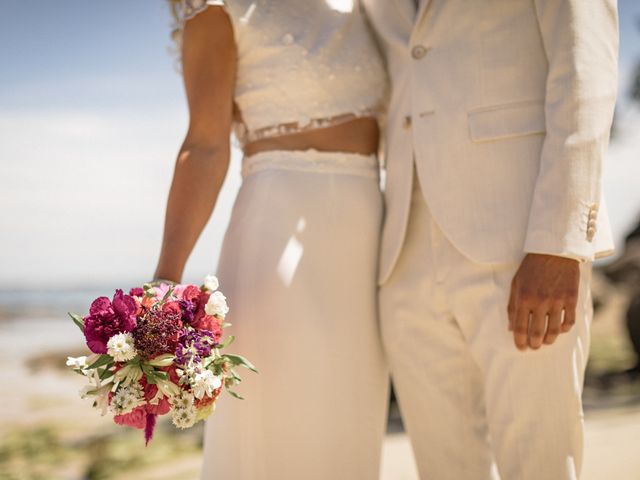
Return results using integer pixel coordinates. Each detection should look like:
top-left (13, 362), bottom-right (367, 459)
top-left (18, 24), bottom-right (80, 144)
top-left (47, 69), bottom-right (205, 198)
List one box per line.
top-left (174, 0), bottom-right (388, 147)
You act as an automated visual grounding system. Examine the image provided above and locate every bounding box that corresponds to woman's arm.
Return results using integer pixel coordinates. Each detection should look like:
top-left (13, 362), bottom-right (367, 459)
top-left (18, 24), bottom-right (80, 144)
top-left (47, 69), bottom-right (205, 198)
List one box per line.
top-left (154, 6), bottom-right (236, 282)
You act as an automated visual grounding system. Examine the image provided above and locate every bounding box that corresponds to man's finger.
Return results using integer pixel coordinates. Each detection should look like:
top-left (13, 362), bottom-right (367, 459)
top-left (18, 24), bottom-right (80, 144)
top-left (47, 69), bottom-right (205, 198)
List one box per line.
top-left (561, 303), bottom-right (577, 332)
top-left (528, 309), bottom-right (547, 350)
top-left (507, 280), bottom-right (517, 332)
top-left (543, 306), bottom-right (563, 345)
top-left (513, 304), bottom-right (531, 351)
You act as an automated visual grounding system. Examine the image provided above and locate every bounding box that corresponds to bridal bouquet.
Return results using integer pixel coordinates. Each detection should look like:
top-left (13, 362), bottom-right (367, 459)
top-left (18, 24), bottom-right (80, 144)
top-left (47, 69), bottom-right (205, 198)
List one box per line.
top-left (66, 275), bottom-right (255, 444)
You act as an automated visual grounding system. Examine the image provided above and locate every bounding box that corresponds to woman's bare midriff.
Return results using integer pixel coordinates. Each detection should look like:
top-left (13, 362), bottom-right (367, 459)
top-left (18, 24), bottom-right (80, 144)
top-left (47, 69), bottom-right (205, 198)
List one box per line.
top-left (242, 117), bottom-right (379, 157)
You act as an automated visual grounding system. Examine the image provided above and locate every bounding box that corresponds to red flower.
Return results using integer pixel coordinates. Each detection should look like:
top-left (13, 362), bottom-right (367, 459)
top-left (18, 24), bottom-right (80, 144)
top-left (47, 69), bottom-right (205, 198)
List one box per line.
top-left (114, 406), bottom-right (147, 429)
top-left (192, 315), bottom-right (223, 343)
top-left (193, 292), bottom-right (211, 324)
top-left (194, 384), bottom-right (223, 409)
top-left (162, 301), bottom-right (182, 316)
top-left (182, 285), bottom-right (202, 303)
top-left (138, 376), bottom-right (171, 416)
top-left (161, 365), bottom-right (181, 385)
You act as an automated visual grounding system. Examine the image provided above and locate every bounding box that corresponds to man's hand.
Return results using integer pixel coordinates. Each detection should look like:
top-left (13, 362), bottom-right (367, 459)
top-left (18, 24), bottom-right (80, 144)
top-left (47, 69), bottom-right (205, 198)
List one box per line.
top-left (507, 253), bottom-right (580, 351)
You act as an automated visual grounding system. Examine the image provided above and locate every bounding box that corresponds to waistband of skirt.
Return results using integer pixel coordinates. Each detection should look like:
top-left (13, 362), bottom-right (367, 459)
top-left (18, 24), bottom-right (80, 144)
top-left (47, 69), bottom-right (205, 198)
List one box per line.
top-left (241, 149), bottom-right (380, 179)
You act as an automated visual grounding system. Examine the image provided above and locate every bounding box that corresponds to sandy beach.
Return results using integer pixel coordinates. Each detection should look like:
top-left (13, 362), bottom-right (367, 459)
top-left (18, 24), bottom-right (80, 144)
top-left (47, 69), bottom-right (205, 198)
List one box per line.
top-left (2, 287), bottom-right (640, 479)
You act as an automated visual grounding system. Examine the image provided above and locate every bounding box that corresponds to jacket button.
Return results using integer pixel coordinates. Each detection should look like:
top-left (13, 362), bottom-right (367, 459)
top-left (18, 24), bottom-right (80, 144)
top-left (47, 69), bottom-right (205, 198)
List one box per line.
top-left (403, 115), bottom-right (412, 129)
top-left (411, 45), bottom-right (429, 59)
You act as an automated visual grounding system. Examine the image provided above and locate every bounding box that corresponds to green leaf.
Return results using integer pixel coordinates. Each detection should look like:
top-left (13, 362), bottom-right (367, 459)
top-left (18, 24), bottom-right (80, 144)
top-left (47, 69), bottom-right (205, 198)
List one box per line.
top-left (146, 354), bottom-right (175, 367)
top-left (225, 389), bottom-right (244, 400)
top-left (98, 367), bottom-right (113, 380)
top-left (218, 335), bottom-right (235, 349)
top-left (229, 369), bottom-right (242, 382)
top-left (223, 354), bottom-right (258, 373)
top-left (87, 354), bottom-right (113, 370)
top-left (68, 312), bottom-right (85, 333)
top-left (141, 364), bottom-right (157, 384)
top-left (160, 285), bottom-right (174, 304)
top-left (141, 363), bottom-right (164, 379)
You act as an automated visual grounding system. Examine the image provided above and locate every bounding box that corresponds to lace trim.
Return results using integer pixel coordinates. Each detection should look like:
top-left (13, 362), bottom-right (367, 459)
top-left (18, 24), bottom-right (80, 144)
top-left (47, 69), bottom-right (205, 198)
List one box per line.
top-left (236, 108), bottom-right (380, 146)
top-left (182, 0), bottom-right (224, 21)
top-left (171, 0), bottom-right (226, 40)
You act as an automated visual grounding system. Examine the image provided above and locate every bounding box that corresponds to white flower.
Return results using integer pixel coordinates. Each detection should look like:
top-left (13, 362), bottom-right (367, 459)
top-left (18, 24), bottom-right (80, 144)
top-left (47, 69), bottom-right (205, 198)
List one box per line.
top-left (66, 356), bottom-right (88, 370)
top-left (170, 390), bottom-right (195, 410)
top-left (107, 332), bottom-right (137, 362)
top-left (192, 369), bottom-right (222, 400)
top-left (110, 383), bottom-right (145, 415)
top-left (114, 363), bottom-right (143, 387)
top-left (92, 384), bottom-right (112, 416)
top-left (77, 363), bottom-right (115, 415)
top-left (156, 377), bottom-right (181, 398)
top-left (146, 354), bottom-right (175, 367)
top-left (79, 385), bottom-right (94, 398)
top-left (179, 362), bottom-right (201, 381)
top-left (205, 291), bottom-right (229, 318)
top-left (203, 274), bottom-right (219, 292)
top-left (171, 406), bottom-right (197, 429)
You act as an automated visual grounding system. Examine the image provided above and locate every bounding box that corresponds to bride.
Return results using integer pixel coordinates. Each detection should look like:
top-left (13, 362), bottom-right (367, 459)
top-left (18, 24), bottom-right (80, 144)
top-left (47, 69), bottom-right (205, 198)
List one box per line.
top-left (156, 1), bottom-right (389, 478)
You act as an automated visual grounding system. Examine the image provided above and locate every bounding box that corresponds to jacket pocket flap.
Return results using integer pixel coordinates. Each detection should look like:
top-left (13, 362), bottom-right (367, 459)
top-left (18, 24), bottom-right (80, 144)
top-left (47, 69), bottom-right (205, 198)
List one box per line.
top-left (468, 101), bottom-right (545, 142)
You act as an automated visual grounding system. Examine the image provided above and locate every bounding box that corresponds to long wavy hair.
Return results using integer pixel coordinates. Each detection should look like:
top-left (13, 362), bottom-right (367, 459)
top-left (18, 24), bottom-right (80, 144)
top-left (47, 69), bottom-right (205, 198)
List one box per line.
top-left (166, 0), bottom-right (184, 44)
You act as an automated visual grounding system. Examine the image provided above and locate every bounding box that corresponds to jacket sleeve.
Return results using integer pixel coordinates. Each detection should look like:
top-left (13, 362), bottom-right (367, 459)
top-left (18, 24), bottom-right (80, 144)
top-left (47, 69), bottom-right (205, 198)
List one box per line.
top-left (523, 0), bottom-right (619, 261)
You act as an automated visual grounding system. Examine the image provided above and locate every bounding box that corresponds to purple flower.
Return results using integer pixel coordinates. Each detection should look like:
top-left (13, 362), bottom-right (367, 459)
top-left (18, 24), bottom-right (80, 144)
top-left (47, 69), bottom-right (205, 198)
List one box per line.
top-left (178, 299), bottom-right (196, 324)
top-left (83, 290), bottom-right (137, 354)
top-left (175, 328), bottom-right (215, 367)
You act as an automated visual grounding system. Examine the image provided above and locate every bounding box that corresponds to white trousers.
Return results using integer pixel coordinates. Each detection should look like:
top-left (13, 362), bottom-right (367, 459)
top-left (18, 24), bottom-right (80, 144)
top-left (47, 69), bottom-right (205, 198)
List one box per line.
top-left (201, 150), bottom-right (389, 480)
top-left (380, 171), bottom-right (593, 480)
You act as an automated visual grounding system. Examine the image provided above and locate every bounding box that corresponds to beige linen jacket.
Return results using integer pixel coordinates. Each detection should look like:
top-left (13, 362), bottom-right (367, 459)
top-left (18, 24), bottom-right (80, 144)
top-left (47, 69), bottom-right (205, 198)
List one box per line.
top-left (363, 0), bottom-right (619, 284)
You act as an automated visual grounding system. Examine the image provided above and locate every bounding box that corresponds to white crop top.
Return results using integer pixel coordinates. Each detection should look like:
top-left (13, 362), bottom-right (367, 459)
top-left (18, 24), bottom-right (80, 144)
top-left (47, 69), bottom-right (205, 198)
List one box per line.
top-left (174, 0), bottom-right (388, 146)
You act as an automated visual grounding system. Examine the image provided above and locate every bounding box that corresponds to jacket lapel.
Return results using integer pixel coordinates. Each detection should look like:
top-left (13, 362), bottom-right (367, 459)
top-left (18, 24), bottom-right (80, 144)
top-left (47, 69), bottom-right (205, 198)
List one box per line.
top-left (413, 0), bottom-right (432, 32)
top-left (391, 0), bottom-right (417, 29)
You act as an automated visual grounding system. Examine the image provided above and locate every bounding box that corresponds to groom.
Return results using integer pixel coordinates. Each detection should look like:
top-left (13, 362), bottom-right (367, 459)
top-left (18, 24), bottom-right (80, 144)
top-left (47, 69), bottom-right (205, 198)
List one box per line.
top-left (363, 1), bottom-right (619, 479)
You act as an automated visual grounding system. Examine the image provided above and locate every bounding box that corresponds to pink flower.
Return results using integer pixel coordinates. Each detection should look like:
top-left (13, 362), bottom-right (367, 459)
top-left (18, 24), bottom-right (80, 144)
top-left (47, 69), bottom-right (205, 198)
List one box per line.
top-left (129, 287), bottom-right (144, 297)
top-left (83, 290), bottom-right (137, 354)
top-left (114, 406), bottom-right (147, 430)
top-left (154, 283), bottom-right (172, 300)
top-left (172, 284), bottom-right (187, 299)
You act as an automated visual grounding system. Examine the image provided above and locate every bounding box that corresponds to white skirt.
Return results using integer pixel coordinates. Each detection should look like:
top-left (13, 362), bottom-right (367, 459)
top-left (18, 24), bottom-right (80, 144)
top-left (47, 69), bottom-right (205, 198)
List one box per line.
top-left (201, 149), bottom-right (389, 480)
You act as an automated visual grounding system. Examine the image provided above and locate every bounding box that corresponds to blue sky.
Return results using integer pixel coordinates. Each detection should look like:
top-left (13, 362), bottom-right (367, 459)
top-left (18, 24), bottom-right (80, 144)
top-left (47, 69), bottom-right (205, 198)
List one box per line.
top-left (1, 1), bottom-right (639, 289)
